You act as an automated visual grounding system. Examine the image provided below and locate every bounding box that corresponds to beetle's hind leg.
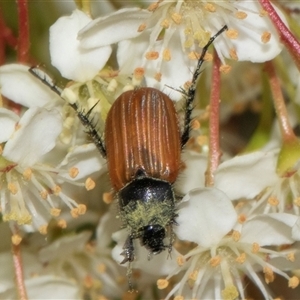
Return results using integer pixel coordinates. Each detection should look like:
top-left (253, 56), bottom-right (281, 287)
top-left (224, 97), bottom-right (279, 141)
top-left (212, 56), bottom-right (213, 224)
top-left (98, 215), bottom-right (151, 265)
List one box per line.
top-left (120, 235), bottom-right (135, 264)
top-left (180, 25), bottom-right (228, 147)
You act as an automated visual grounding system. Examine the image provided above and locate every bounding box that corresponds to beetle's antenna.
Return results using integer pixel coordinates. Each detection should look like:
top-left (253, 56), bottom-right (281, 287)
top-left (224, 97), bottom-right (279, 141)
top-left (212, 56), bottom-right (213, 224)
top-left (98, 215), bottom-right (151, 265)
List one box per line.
top-left (28, 66), bottom-right (107, 158)
top-left (181, 25), bottom-right (228, 147)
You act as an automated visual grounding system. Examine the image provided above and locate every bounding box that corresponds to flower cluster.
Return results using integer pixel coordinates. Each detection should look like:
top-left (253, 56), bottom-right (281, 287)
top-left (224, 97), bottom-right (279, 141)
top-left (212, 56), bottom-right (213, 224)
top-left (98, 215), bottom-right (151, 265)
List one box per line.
top-left (0, 0), bottom-right (300, 299)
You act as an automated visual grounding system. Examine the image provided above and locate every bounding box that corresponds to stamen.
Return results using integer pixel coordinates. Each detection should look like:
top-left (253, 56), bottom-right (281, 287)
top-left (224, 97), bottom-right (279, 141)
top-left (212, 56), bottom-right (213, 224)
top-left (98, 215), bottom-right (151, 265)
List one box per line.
top-left (12, 234), bottom-right (22, 245)
top-left (261, 31), bottom-right (271, 43)
top-left (85, 177), bottom-right (95, 190)
top-left (69, 167), bottom-right (79, 178)
top-left (157, 278), bottom-right (169, 289)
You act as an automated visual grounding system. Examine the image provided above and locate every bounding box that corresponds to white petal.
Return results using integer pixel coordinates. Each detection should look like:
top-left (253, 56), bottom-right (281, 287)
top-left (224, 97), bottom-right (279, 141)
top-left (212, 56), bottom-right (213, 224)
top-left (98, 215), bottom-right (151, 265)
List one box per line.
top-left (79, 8), bottom-right (151, 48)
top-left (175, 151), bottom-right (207, 195)
top-left (0, 108), bottom-right (19, 143)
top-left (3, 107), bottom-right (62, 166)
top-left (215, 151), bottom-right (279, 200)
top-left (2, 275), bottom-right (81, 300)
top-left (175, 188), bottom-right (237, 247)
top-left (111, 229), bottom-right (178, 275)
top-left (58, 143), bottom-right (106, 180)
top-left (39, 231), bottom-right (91, 263)
top-left (240, 215), bottom-right (296, 246)
top-left (292, 217), bottom-right (300, 241)
top-left (215, 2), bottom-right (286, 62)
top-left (50, 9), bottom-right (112, 82)
top-left (0, 64), bottom-right (60, 107)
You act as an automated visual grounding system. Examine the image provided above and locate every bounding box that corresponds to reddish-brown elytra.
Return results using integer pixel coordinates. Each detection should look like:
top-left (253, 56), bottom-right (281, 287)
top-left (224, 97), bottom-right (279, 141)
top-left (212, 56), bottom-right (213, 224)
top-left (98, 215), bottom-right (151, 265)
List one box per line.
top-left (105, 87), bottom-right (180, 262)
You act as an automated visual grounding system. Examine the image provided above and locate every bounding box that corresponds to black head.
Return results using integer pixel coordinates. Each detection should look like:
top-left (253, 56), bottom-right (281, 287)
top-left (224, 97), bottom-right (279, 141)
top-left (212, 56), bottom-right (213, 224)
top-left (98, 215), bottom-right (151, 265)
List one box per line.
top-left (141, 224), bottom-right (166, 255)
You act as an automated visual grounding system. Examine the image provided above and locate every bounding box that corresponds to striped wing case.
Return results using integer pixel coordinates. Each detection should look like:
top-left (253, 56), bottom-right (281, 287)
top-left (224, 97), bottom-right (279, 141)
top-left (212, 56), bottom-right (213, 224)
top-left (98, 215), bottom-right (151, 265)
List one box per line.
top-left (105, 87), bottom-right (181, 191)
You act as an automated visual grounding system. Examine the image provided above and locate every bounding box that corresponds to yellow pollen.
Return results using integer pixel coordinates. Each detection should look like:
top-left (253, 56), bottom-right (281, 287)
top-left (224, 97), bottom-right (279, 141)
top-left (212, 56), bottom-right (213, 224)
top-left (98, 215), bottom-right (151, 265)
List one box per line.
top-left (145, 51), bottom-right (159, 60)
top-left (12, 234), bottom-right (22, 245)
top-left (268, 196), bottom-right (279, 206)
top-left (204, 3), bottom-right (216, 12)
top-left (177, 255), bottom-right (185, 266)
top-left (294, 197), bottom-right (300, 206)
top-left (103, 192), bottom-right (113, 204)
top-left (40, 190), bottom-right (48, 200)
top-left (163, 48), bottom-right (171, 61)
top-left (97, 263), bottom-right (107, 273)
top-left (184, 37), bottom-right (194, 48)
top-left (235, 252), bottom-right (246, 264)
top-left (8, 183), bottom-right (18, 194)
top-left (147, 2), bottom-right (159, 12)
top-left (52, 185), bottom-right (61, 195)
top-left (219, 64), bottom-right (232, 74)
top-left (197, 135), bottom-right (208, 146)
top-left (238, 213), bottom-right (247, 224)
top-left (71, 207), bottom-right (79, 218)
top-left (160, 19), bottom-right (170, 29)
top-left (259, 9), bottom-right (268, 17)
top-left (289, 276), bottom-right (299, 288)
top-left (171, 12), bottom-right (182, 24)
top-left (232, 230), bottom-right (241, 241)
top-left (221, 285), bottom-right (239, 300)
top-left (286, 252), bottom-right (295, 262)
top-left (0, 145), bottom-right (2, 155)
top-left (85, 177), bottom-right (95, 191)
top-left (134, 67), bottom-right (145, 80)
top-left (263, 266), bottom-right (275, 284)
top-left (157, 279), bottom-right (169, 289)
top-left (261, 31), bottom-right (271, 43)
top-left (137, 23), bottom-right (146, 32)
top-left (189, 270), bottom-right (198, 281)
top-left (210, 255), bottom-right (221, 267)
top-left (23, 168), bottom-right (32, 180)
top-left (69, 167), bottom-right (79, 178)
top-left (50, 208), bottom-right (61, 217)
top-left (204, 52), bottom-right (213, 61)
top-left (229, 48), bottom-right (238, 60)
top-left (252, 242), bottom-right (260, 253)
top-left (226, 29), bottom-right (239, 39)
top-left (154, 72), bottom-right (162, 82)
top-left (38, 225), bottom-right (48, 235)
top-left (57, 219), bottom-right (67, 228)
top-left (191, 120), bottom-right (200, 130)
top-left (235, 11), bottom-right (248, 19)
top-left (174, 296), bottom-right (184, 300)
top-left (83, 275), bottom-right (94, 288)
top-left (77, 204), bottom-right (86, 215)
top-left (188, 51), bottom-right (199, 60)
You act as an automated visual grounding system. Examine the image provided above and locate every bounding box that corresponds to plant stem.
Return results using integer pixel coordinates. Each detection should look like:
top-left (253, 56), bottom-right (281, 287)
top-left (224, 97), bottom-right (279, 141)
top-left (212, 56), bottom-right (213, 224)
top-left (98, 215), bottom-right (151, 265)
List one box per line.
top-left (205, 51), bottom-right (222, 187)
top-left (17, 0), bottom-right (30, 63)
top-left (264, 60), bottom-right (296, 143)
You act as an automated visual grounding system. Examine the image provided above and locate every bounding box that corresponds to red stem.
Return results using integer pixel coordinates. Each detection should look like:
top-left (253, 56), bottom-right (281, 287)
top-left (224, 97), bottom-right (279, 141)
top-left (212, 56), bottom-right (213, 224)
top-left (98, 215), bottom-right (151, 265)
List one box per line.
top-left (264, 60), bottom-right (296, 143)
top-left (17, 0), bottom-right (30, 63)
top-left (258, 0), bottom-right (300, 71)
top-left (11, 235), bottom-right (28, 300)
top-left (205, 51), bottom-right (222, 187)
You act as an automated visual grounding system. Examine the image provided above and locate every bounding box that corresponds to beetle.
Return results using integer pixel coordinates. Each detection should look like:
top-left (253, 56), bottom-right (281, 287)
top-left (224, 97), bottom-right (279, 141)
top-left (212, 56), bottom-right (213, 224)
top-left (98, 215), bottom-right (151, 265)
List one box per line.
top-left (29, 25), bottom-right (227, 265)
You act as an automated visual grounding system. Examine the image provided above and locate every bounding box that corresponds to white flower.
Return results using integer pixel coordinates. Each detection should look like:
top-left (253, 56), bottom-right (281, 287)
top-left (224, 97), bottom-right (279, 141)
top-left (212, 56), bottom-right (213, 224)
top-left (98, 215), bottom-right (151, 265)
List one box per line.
top-left (158, 188), bottom-right (299, 299)
top-left (50, 9), bottom-right (112, 82)
top-left (79, 0), bottom-right (287, 100)
top-left (0, 107), bottom-right (103, 232)
top-left (39, 212), bottom-right (127, 299)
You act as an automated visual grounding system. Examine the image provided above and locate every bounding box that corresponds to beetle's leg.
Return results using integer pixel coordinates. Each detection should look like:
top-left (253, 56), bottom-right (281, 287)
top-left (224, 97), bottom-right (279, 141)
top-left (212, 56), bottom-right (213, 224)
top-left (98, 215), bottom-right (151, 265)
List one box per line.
top-left (69, 102), bottom-right (107, 158)
top-left (181, 25), bottom-right (228, 147)
top-left (29, 66), bottom-right (107, 158)
top-left (120, 235), bottom-right (135, 264)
